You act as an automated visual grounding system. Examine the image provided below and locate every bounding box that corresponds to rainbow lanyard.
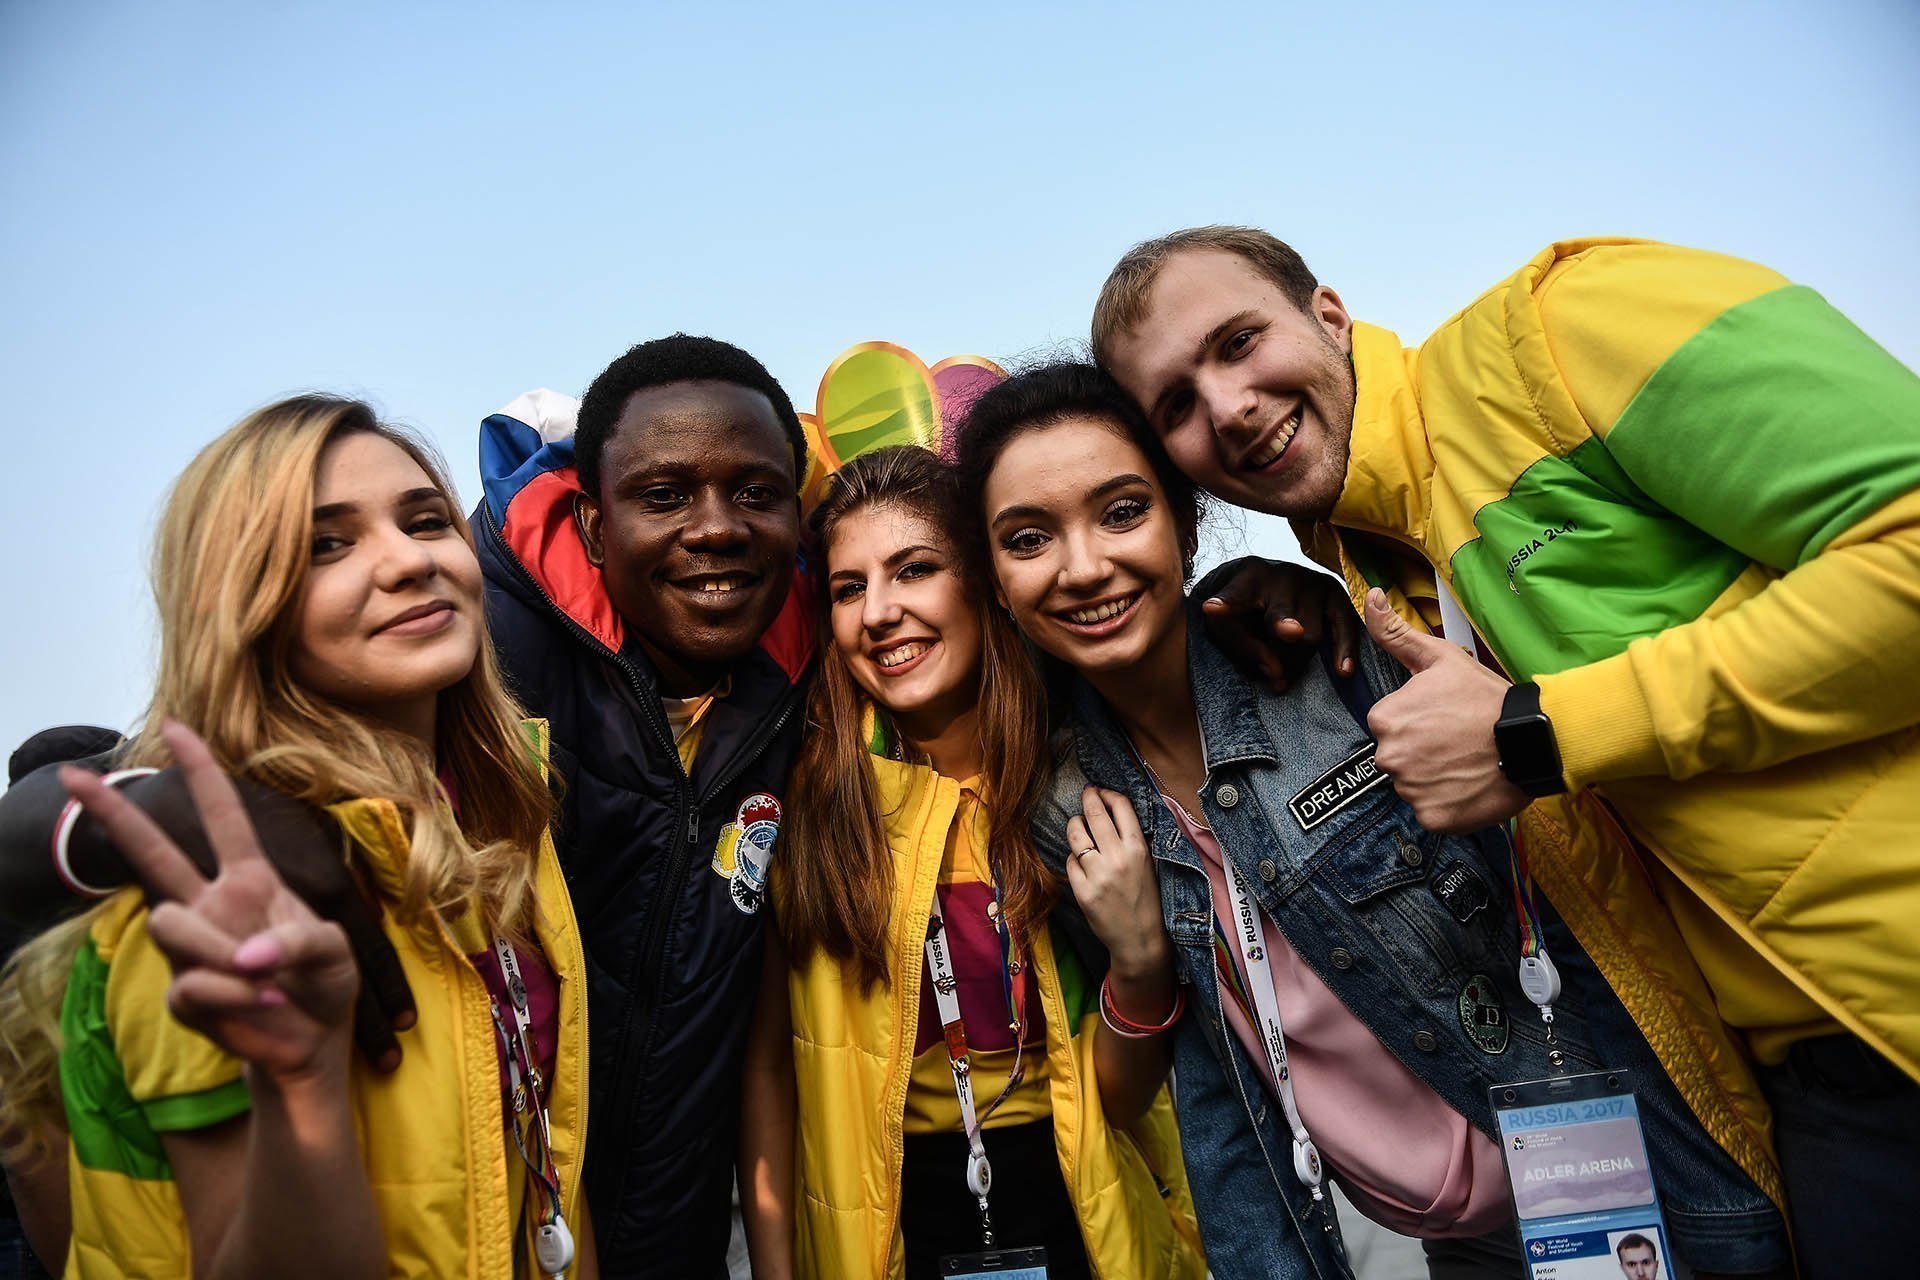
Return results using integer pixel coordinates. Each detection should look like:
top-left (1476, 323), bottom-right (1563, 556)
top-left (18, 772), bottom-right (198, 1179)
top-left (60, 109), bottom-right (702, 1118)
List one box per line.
top-left (1430, 579), bottom-right (1565, 1061)
top-left (1502, 821), bottom-right (1565, 1065)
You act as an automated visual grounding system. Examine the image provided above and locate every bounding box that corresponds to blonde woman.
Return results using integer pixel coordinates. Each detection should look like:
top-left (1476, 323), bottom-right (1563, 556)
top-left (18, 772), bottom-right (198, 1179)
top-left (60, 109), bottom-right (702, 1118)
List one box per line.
top-left (0, 396), bottom-right (593, 1278)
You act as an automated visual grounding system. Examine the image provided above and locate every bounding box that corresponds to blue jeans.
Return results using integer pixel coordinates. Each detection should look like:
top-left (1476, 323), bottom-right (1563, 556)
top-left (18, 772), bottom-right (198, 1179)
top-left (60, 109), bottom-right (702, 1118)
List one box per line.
top-left (1756, 1034), bottom-right (1920, 1280)
top-left (0, 1216), bottom-right (53, 1280)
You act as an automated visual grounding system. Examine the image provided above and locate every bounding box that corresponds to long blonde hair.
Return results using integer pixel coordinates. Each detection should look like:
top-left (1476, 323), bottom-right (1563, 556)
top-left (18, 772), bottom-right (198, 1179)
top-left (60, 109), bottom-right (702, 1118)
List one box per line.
top-left (0, 394), bottom-right (553, 1150)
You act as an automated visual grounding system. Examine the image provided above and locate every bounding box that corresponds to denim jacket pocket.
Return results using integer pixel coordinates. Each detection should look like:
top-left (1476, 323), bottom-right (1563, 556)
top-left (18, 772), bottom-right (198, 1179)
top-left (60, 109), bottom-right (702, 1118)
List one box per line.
top-left (1306, 809), bottom-right (1524, 1007)
top-left (1313, 791), bottom-right (1428, 905)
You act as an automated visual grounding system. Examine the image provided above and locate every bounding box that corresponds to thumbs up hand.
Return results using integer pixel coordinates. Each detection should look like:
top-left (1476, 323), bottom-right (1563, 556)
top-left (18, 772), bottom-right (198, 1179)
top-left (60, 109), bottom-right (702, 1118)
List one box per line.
top-left (1363, 589), bottom-right (1530, 833)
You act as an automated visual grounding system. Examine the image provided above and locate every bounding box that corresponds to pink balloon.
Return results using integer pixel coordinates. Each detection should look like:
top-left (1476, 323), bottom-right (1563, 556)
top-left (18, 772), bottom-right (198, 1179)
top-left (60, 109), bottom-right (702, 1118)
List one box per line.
top-left (932, 363), bottom-right (1005, 461)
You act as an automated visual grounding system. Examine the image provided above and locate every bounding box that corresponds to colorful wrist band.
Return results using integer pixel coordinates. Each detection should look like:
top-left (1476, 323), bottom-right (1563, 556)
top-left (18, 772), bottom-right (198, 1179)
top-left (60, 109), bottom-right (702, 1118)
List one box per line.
top-left (1100, 972), bottom-right (1185, 1038)
top-left (52, 767), bottom-right (157, 898)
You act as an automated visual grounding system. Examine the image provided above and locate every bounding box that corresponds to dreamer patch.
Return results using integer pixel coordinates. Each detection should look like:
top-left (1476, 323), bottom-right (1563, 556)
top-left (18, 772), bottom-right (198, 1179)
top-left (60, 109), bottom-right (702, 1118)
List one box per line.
top-left (1287, 743), bottom-right (1391, 831)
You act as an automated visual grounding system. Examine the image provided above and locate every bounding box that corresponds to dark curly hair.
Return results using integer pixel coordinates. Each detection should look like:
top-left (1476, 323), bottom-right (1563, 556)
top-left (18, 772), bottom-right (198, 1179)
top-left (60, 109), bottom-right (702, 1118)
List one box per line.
top-left (953, 359), bottom-right (1204, 580)
top-left (574, 334), bottom-right (806, 498)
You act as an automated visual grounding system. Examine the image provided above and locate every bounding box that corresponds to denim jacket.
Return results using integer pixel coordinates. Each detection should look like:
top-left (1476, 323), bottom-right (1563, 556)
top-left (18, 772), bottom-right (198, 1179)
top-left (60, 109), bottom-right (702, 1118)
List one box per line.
top-left (1035, 615), bottom-right (1788, 1279)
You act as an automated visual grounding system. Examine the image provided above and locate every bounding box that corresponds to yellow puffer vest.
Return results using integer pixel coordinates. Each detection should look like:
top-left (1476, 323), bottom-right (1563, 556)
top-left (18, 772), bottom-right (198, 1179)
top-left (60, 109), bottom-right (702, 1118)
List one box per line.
top-left (60, 723), bottom-right (589, 1279)
top-left (784, 753), bottom-right (1206, 1280)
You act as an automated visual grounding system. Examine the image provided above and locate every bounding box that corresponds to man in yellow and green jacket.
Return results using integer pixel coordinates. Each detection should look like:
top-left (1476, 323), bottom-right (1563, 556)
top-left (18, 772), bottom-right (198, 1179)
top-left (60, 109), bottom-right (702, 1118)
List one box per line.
top-left (1093, 230), bottom-right (1920, 1277)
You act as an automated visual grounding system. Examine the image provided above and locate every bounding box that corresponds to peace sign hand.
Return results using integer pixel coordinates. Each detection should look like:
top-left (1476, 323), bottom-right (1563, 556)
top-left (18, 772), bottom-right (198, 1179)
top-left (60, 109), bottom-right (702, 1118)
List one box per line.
top-left (59, 721), bottom-right (359, 1084)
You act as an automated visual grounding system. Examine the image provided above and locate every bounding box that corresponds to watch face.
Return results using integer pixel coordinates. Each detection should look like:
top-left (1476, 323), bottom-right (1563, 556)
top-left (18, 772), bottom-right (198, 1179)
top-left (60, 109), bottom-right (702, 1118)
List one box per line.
top-left (1495, 693), bottom-right (1563, 795)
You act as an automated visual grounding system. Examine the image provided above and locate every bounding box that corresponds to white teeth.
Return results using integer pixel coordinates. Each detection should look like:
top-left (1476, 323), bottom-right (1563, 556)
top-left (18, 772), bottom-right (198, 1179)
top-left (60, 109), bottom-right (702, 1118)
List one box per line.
top-left (878, 641), bottom-right (930, 668)
top-left (1248, 410), bottom-right (1302, 467)
top-left (1066, 596), bottom-right (1136, 625)
top-left (696, 577), bottom-right (741, 593)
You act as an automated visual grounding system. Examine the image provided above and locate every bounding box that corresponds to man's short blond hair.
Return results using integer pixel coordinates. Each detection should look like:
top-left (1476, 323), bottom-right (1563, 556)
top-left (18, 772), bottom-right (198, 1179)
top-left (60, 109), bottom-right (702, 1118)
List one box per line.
top-left (1091, 226), bottom-right (1320, 368)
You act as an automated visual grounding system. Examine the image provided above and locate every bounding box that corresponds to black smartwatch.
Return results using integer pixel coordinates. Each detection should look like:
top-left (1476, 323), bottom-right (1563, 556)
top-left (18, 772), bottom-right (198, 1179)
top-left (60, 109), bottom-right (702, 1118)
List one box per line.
top-left (1494, 681), bottom-right (1567, 797)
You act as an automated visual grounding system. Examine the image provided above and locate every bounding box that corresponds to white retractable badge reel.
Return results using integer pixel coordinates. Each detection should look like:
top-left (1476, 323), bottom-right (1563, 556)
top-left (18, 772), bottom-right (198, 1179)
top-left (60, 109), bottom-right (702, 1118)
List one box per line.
top-left (1490, 829), bottom-right (1675, 1279)
top-left (534, 1220), bottom-right (575, 1276)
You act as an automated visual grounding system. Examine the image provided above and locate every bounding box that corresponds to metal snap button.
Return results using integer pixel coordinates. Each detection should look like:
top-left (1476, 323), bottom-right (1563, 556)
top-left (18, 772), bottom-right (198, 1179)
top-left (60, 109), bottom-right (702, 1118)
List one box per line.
top-left (1413, 1030), bottom-right (1439, 1052)
top-left (1329, 947), bottom-right (1354, 970)
top-left (1216, 783), bottom-right (1241, 809)
top-left (1398, 836), bottom-right (1424, 868)
top-left (1257, 858), bottom-right (1279, 883)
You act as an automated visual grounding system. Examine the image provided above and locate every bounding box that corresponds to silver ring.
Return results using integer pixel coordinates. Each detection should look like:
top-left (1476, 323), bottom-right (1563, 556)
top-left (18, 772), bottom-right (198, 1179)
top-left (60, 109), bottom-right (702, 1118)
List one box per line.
top-left (1075, 846), bottom-right (1098, 860)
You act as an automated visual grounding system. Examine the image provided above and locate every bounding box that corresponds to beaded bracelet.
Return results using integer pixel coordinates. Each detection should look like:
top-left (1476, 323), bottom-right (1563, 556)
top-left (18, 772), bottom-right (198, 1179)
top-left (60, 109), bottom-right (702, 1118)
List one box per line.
top-left (1099, 972), bottom-right (1186, 1039)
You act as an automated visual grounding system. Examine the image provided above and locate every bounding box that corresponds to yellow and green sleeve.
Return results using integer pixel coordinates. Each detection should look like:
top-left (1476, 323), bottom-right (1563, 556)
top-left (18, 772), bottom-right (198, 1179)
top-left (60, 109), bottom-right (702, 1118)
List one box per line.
top-left (1517, 244), bottom-right (1920, 786)
top-left (62, 895), bottom-right (250, 1183)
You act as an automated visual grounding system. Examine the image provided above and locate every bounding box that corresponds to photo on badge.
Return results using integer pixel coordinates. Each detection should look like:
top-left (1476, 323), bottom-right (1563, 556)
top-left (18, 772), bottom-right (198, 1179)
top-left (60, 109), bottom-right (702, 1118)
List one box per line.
top-left (941, 1245), bottom-right (1049, 1278)
top-left (1490, 1071), bottom-right (1676, 1279)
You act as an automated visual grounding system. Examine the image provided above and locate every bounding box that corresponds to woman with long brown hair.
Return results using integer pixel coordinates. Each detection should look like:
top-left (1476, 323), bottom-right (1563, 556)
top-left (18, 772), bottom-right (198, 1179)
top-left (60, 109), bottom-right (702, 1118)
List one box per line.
top-left (737, 445), bottom-right (1204, 1280)
top-left (0, 395), bottom-right (594, 1277)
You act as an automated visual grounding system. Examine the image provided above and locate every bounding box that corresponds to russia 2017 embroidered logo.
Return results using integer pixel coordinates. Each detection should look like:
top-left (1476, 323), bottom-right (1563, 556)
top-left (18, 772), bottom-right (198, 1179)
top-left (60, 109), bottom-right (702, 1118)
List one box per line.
top-left (712, 792), bottom-right (782, 915)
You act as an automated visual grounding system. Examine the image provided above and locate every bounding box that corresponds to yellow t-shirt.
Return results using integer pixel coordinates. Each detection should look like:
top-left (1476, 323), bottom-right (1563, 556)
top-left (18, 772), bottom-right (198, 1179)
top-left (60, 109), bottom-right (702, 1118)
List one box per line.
top-left (901, 781), bottom-right (1051, 1136)
top-left (661, 678), bottom-right (728, 773)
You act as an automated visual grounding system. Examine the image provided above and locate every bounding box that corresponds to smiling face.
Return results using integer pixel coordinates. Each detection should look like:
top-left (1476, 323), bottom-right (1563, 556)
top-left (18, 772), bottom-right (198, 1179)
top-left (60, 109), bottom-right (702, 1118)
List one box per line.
top-left (1106, 248), bottom-right (1357, 520)
top-left (825, 502), bottom-right (984, 736)
top-left (288, 431), bottom-right (484, 741)
top-left (575, 380), bottom-right (801, 693)
top-left (982, 415), bottom-right (1189, 678)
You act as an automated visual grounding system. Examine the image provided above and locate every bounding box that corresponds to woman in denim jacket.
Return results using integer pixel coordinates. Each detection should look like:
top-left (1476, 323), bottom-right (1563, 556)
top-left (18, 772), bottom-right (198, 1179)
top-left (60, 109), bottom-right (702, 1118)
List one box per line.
top-left (953, 362), bottom-right (1788, 1280)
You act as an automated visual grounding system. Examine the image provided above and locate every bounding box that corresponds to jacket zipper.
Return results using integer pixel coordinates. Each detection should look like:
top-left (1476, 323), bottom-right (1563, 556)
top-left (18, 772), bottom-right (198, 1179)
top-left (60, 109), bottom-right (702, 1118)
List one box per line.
top-left (620, 687), bottom-right (801, 1112)
top-left (479, 508), bottom-right (694, 1198)
top-left (483, 504), bottom-right (806, 1237)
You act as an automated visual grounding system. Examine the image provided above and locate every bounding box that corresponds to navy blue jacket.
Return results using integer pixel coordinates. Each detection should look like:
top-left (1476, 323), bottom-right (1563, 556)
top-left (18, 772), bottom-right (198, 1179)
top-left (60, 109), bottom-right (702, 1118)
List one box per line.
top-left (476, 404), bottom-right (813, 1278)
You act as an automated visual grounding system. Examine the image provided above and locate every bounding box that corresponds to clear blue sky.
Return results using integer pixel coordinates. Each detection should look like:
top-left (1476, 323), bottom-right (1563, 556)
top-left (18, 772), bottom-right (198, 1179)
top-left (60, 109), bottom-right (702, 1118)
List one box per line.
top-left (4, 0), bottom-right (1916, 755)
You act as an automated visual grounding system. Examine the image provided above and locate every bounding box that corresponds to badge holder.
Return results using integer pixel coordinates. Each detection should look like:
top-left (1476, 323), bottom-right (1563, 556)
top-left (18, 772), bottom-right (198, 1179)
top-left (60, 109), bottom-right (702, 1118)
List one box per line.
top-left (940, 1246), bottom-right (1050, 1278)
top-left (927, 887), bottom-right (1050, 1280)
top-left (1491, 1069), bottom-right (1676, 1280)
top-left (1493, 832), bottom-right (1674, 1279)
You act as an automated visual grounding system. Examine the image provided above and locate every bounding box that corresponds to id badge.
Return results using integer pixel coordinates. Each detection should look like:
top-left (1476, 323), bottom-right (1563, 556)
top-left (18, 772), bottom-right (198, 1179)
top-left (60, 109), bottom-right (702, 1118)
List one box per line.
top-left (1490, 1071), bottom-right (1676, 1279)
top-left (939, 1245), bottom-right (1049, 1278)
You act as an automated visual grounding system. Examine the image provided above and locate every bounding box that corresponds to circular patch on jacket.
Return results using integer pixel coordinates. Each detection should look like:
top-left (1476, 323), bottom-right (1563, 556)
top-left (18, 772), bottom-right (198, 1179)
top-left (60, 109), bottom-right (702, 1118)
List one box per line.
top-left (1457, 973), bottom-right (1509, 1054)
top-left (713, 792), bottom-right (783, 915)
top-left (739, 792), bottom-right (782, 827)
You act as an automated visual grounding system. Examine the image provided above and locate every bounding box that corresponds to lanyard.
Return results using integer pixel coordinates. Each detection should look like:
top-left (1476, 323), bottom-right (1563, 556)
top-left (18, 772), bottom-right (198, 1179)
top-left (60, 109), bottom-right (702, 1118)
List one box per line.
top-left (1500, 826), bottom-right (1566, 1069)
top-left (1434, 578), bottom-right (1481, 663)
top-left (923, 879), bottom-right (1029, 1249)
top-left (1435, 579), bottom-right (1566, 1066)
top-left (1117, 731), bottom-right (1326, 1204)
top-left (489, 936), bottom-right (575, 1276)
top-left (1217, 853), bottom-right (1327, 1203)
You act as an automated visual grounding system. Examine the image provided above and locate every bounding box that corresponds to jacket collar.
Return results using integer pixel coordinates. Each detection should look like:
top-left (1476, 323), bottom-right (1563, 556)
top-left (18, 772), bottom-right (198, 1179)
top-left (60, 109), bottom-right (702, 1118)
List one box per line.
top-left (477, 402), bottom-right (815, 684)
top-left (1065, 610), bottom-right (1278, 803)
top-left (321, 719), bottom-right (553, 908)
top-left (1324, 321), bottom-right (1436, 550)
top-left (325, 795), bottom-right (413, 904)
